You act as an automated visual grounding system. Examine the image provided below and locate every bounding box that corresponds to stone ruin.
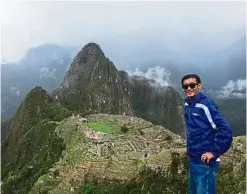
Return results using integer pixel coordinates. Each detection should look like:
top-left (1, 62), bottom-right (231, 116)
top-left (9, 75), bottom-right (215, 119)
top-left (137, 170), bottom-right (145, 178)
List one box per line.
top-left (84, 129), bottom-right (103, 140)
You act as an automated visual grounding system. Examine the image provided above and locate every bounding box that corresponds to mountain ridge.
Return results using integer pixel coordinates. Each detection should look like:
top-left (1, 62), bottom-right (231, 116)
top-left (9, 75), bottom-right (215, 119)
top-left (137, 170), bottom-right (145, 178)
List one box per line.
top-left (1, 41), bottom-right (245, 140)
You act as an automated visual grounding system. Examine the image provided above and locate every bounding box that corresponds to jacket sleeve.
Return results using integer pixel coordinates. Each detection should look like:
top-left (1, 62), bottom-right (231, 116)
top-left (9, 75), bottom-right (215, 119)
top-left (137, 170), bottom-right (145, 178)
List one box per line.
top-left (208, 103), bottom-right (233, 159)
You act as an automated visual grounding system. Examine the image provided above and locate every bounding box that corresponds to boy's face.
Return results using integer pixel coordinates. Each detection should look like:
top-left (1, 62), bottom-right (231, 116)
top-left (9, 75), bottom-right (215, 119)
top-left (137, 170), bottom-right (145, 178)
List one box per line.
top-left (182, 78), bottom-right (202, 98)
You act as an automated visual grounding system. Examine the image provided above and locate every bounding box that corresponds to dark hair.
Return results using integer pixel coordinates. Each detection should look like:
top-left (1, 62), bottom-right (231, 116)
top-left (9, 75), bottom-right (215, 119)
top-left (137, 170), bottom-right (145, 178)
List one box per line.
top-left (181, 74), bottom-right (201, 85)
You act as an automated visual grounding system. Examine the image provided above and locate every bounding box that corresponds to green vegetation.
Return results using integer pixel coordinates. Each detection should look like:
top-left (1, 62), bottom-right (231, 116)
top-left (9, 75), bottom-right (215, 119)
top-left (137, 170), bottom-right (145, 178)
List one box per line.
top-left (45, 103), bottom-right (72, 121)
top-left (81, 184), bottom-right (109, 194)
top-left (88, 120), bottom-right (134, 135)
top-left (217, 160), bottom-right (246, 194)
top-left (79, 150), bottom-right (246, 194)
top-left (64, 88), bottom-right (83, 111)
top-left (1, 121), bottom-right (65, 194)
top-left (80, 166), bottom-right (189, 194)
top-left (1, 119), bottom-right (12, 141)
top-left (88, 122), bottom-right (118, 134)
top-left (30, 174), bottom-right (62, 194)
top-left (80, 160), bottom-right (246, 194)
top-left (1, 88), bottom-right (71, 194)
top-left (53, 119), bottom-right (89, 167)
top-left (120, 124), bottom-right (129, 133)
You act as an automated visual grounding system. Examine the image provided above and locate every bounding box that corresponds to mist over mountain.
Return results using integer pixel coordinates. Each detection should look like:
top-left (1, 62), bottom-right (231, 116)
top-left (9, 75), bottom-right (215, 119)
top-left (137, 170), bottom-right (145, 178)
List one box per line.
top-left (124, 35), bottom-right (246, 92)
top-left (1, 35), bottom-right (246, 138)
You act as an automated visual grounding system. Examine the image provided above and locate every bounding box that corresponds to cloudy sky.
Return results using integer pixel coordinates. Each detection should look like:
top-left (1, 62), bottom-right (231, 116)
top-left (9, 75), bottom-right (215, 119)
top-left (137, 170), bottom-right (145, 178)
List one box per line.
top-left (0, 0), bottom-right (246, 64)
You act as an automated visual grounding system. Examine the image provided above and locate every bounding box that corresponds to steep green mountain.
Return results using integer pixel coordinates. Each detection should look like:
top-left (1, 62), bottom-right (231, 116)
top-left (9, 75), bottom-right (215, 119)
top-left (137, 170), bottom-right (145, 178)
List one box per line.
top-left (1, 86), bottom-right (72, 193)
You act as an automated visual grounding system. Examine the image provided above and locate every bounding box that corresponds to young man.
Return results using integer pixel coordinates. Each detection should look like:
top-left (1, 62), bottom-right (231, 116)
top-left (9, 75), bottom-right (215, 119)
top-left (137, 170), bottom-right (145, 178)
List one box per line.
top-left (181, 74), bottom-right (232, 194)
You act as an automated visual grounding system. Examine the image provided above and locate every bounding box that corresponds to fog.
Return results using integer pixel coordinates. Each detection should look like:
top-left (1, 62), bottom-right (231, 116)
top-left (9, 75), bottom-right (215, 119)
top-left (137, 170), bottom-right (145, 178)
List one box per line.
top-left (126, 66), bottom-right (171, 87)
top-left (1, 1), bottom-right (246, 97)
top-left (216, 79), bottom-right (246, 99)
top-left (1, 1), bottom-right (245, 62)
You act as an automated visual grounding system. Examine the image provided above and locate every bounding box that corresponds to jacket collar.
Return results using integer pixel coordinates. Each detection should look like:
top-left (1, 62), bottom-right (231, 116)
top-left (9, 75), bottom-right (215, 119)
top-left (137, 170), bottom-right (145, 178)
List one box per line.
top-left (184, 92), bottom-right (203, 107)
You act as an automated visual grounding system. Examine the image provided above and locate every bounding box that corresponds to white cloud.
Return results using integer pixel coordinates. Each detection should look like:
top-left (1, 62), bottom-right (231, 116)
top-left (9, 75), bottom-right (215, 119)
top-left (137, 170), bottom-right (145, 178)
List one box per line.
top-left (39, 67), bottom-right (57, 79)
top-left (16, 90), bottom-right (20, 96)
top-left (216, 79), bottom-right (246, 99)
top-left (126, 66), bottom-right (171, 87)
top-left (0, 1), bottom-right (245, 62)
top-left (11, 86), bottom-right (18, 91)
top-left (10, 86), bottom-right (20, 96)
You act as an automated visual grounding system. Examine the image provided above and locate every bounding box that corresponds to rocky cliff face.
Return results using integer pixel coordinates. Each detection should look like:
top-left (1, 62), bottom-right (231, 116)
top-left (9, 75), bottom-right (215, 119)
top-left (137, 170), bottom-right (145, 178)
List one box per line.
top-left (53, 43), bottom-right (133, 116)
top-left (126, 73), bottom-right (186, 137)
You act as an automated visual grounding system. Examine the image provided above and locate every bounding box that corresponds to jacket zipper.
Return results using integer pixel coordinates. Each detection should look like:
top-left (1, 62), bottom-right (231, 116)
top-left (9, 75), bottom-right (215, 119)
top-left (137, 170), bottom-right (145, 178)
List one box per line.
top-left (189, 107), bottom-right (191, 121)
top-left (188, 101), bottom-right (191, 122)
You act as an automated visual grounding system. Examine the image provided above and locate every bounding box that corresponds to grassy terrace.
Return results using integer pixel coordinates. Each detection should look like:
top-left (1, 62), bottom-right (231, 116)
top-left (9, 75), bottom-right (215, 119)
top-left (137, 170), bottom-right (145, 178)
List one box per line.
top-left (88, 119), bottom-right (136, 135)
top-left (88, 122), bottom-right (118, 134)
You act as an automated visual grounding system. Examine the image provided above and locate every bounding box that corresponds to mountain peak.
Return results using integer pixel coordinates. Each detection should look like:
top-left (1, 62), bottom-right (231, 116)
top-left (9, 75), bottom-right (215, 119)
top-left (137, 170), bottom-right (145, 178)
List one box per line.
top-left (61, 42), bottom-right (114, 81)
top-left (25, 86), bottom-right (52, 103)
top-left (53, 42), bottom-right (133, 116)
top-left (29, 86), bottom-right (46, 92)
top-left (74, 42), bottom-right (105, 64)
top-left (84, 42), bottom-right (102, 51)
top-left (16, 86), bottom-right (52, 117)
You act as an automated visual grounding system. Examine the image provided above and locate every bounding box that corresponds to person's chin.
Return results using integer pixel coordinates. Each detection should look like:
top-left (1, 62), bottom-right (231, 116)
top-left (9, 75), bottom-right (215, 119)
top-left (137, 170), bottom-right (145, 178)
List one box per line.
top-left (187, 93), bottom-right (195, 97)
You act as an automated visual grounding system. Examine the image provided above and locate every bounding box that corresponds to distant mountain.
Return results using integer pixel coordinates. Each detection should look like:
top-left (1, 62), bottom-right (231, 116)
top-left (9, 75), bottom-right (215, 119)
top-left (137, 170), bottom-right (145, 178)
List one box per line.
top-left (136, 36), bottom-right (246, 91)
top-left (200, 36), bottom-right (246, 90)
top-left (214, 98), bottom-right (246, 136)
top-left (1, 44), bottom-right (78, 120)
top-left (221, 36), bottom-right (246, 81)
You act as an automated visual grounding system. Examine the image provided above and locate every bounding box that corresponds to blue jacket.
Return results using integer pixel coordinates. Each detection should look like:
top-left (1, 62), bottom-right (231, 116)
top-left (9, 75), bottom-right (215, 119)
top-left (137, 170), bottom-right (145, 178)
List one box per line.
top-left (184, 92), bottom-right (233, 164)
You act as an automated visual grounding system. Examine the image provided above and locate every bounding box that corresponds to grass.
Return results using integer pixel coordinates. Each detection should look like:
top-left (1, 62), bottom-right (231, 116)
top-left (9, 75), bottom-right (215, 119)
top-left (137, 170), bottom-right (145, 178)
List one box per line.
top-left (88, 118), bottom-right (137, 136)
top-left (88, 122), bottom-right (119, 134)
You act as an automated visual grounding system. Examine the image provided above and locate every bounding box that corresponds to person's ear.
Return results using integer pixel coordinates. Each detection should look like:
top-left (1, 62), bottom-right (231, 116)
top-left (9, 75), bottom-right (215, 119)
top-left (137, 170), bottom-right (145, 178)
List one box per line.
top-left (198, 83), bottom-right (202, 89)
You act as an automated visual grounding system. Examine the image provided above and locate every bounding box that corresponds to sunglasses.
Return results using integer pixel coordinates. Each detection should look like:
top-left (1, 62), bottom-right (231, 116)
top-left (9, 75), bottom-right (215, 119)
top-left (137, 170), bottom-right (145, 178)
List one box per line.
top-left (182, 83), bottom-right (198, 90)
